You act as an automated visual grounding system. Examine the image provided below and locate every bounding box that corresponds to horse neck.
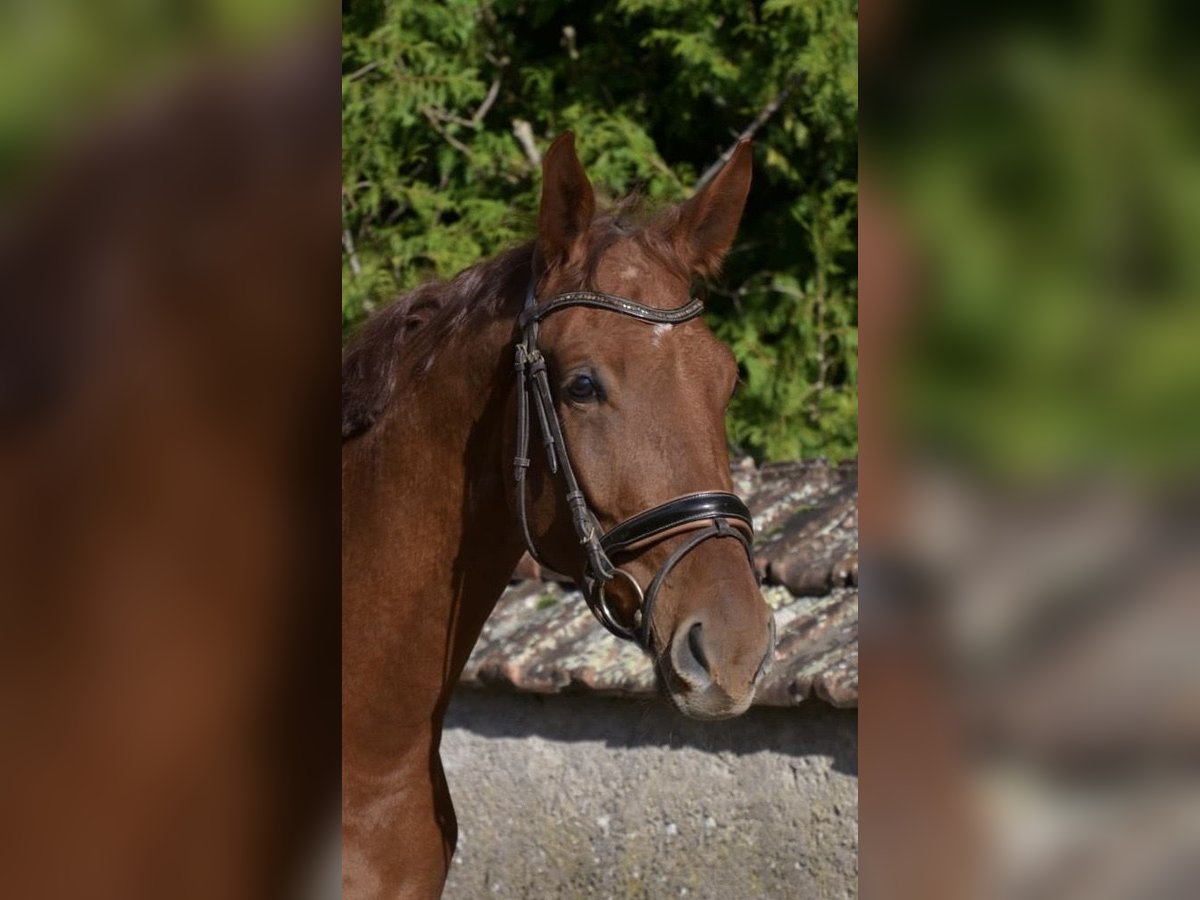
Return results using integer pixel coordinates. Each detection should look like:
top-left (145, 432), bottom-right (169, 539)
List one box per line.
top-left (342, 283), bottom-right (526, 728)
top-left (424, 312), bottom-right (527, 682)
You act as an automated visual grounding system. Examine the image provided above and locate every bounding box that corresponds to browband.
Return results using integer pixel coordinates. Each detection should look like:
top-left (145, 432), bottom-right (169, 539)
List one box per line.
top-left (519, 291), bottom-right (705, 327)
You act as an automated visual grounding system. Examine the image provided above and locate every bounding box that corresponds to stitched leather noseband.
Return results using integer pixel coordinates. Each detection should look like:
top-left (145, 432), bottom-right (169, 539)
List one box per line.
top-left (512, 279), bottom-right (755, 648)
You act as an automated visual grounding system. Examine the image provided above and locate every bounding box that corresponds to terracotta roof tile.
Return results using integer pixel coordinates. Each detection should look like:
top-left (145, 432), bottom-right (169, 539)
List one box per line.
top-left (460, 459), bottom-right (859, 708)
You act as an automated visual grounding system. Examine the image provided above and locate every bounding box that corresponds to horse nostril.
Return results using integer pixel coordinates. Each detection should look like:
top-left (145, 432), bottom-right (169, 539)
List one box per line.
top-left (753, 646), bottom-right (772, 684)
top-left (687, 622), bottom-right (710, 674)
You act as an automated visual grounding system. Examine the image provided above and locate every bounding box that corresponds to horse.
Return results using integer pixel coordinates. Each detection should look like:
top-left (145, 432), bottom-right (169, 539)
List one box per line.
top-left (341, 132), bottom-right (776, 898)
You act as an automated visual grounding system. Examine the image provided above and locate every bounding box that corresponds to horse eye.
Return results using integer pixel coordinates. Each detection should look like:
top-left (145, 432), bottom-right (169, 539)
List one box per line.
top-left (566, 373), bottom-right (600, 402)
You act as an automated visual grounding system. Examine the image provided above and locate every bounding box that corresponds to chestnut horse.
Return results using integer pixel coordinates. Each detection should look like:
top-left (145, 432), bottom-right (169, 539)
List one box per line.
top-left (341, 133), bottom-right (775, 898)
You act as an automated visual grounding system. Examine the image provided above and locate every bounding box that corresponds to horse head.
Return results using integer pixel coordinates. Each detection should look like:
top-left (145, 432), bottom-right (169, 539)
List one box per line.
top-left (512, 133), bottom-right (775, 720)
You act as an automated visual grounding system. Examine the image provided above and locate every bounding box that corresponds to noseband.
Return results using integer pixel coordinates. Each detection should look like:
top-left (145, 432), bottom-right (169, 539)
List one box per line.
top-left (512, 279), bottom-right (755, 648)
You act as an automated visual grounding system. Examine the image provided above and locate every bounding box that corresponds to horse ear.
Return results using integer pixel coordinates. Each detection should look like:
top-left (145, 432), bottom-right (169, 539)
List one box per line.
top-left (538, 131), bottom-right (595, 268)
top-left (674, 140), bottom-right (753, 276)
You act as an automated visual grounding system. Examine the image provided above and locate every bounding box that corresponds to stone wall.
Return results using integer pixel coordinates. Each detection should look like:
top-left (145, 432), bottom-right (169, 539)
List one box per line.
top-left (441, 688), bottom-right (858, 899)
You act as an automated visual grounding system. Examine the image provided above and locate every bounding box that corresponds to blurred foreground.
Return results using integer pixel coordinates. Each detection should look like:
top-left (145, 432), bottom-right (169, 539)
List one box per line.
top-left (0, 5), bottom-right (338, 899)
top-left (861, 1), bottom-right (1200, 898)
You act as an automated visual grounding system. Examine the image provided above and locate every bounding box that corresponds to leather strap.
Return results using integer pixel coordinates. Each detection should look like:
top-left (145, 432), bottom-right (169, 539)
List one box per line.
top-left (638, 518), bottom-right (753, 648)
top-left (519, 292), bottom-right (704, 328)
top-left (601, 492), bottom-right (752, 555)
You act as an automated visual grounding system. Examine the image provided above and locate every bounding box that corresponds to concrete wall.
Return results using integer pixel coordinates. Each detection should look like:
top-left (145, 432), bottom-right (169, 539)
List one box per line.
top-left (441, 689), bottom-right (858, 899)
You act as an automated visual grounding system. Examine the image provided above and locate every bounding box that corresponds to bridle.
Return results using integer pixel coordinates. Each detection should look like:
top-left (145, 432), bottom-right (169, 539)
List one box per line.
top-left (512, 276), bottom-right (755, 648)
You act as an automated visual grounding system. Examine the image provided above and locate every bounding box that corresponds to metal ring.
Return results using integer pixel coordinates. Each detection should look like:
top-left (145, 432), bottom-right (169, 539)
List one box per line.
top-left (594, 568), bottom-right (645, 639)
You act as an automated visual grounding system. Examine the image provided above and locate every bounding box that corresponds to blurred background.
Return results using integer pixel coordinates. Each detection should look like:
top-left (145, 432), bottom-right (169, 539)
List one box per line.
top-left (0, 1), bottom-right (338, 898)
top-left (341, 0), bottom-right (859, 463)
top-left (861, 0), bottom-right (1200, 897)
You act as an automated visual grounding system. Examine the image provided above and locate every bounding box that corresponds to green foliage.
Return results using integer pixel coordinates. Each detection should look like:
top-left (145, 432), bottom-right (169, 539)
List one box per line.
top-left (343, 0), bottom-right (858, 461)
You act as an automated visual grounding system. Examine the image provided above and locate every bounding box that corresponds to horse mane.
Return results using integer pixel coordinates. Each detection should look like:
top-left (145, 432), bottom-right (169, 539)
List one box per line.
top-left (340, 200), bottom-right (690, 441)
top-left (341, 241), bottom-right (534, 440)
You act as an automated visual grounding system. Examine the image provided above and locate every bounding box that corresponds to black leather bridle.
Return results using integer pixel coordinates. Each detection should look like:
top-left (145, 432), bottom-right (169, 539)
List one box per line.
top-left (512, 277), bottom-right (755, 648)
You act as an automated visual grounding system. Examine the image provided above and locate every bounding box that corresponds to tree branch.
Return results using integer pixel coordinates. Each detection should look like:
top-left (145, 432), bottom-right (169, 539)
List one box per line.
top-left (472, 76), bottom-right (502, 125)
top-left (427, 75), bottom-right (502, 131)
top-left (511, 119), bottom-right (541, 168)
top-left (345, 61), bottom-right (379, 83)
top-left (428, 108), bottom-right (476, 129)
top-left (341, 194), bottom-right (362, 278)
top-left (695, 74), bottom-right (802, 189)
top-left (425, 74), bottom-right (502, 132)
top-left (423, 108), bottom-right (473, 158)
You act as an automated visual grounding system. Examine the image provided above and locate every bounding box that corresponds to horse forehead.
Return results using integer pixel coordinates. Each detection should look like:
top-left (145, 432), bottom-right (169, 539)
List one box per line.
top-left (593, 240), bottom-right (681, 297)
top-left (621, 318), bottom-right (730, 386)
top-left (547, 317), bottom-right (722, 399)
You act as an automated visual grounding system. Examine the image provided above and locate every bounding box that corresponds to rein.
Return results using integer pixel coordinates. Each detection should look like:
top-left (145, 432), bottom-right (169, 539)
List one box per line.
top-left (512, 278), bottom-right (755, 648)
